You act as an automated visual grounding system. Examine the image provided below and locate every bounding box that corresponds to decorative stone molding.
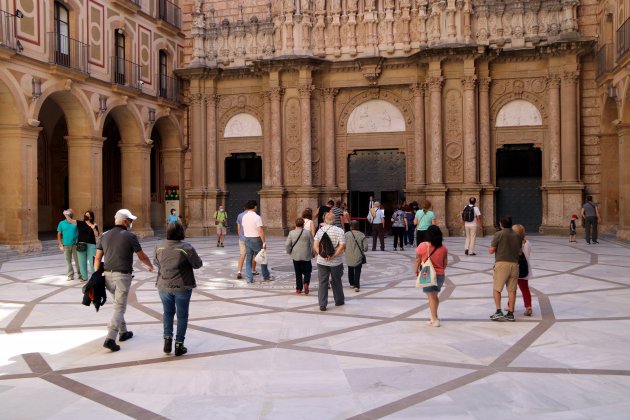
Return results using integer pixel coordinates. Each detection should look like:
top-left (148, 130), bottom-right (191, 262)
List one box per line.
top-left (427, 76), bottom-right (444, 92)
top-left (462, 75), bottom-right (478, 90)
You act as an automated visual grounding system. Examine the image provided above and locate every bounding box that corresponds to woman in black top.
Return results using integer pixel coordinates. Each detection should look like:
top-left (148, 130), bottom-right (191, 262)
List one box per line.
top-left (66, 210), bottom-right (99, 281)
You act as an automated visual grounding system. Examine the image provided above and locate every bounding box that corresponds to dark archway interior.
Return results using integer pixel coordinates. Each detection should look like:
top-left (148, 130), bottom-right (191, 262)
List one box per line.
top-left (102, 115), bottom-right (122, 230)
top-left (225, 154), bottom-right (262, 229)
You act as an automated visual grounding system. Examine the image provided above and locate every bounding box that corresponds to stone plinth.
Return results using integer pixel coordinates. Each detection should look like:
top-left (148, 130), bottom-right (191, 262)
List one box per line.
top-left (185, 188), bottom-right (209, 237)
top-left (540, 182), bottom-right (584, 235)
top-left (259, 187), bottom-right (288, 236)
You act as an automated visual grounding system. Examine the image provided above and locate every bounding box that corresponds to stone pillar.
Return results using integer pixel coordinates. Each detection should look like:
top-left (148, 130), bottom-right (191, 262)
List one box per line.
top-left (462, 75), bottom-right (478, 185)
top-left (0, 125), bottom-right (42, 251)
top-left (616, 123), bottom-right (630, 240)
top-left (561, 71), bottom-right (579, 182)
top-left (262, 91), bottom-right (272, 187)
top-left (322, 88), bottom-right (339, 189)
top-left (185, 90), bottom-right (208, 236)
top-left (269, 86), bottom-right (284, 187)
top-left (206, 94), bottom-right (219, 191)
top-left (410, 83), bottom-right (426, 187)
top-left (547, 74), bottom-right (561, 182)
top-left (427, 76), bottom-right (444, 184)
top-left (66, 136), bottom-right (105, 229)
top-left (478, 77), bottom-right (491, 185)
top-left (119, 143), bottom-right (153, 238)
top-left (298, 84), bottom-right (314, 187)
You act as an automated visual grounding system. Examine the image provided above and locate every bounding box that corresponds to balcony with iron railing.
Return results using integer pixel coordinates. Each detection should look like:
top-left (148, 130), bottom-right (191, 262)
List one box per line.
top-left (157, 0), bottom-right (181, 29)
top-left (48, 32), bottom-right (89, 74)
top-left (111, 57), bottom-right (142, 90)
top-left (111, 0), bottom-right (141, 14)
top-left (157, 73), bottom-right (182, 103)
top-left (617, 17), bottom-right (630, 59)
top-left (0, 9), bottom-right (17, 52)
top-left (596, 43), bottom-right (614, 79)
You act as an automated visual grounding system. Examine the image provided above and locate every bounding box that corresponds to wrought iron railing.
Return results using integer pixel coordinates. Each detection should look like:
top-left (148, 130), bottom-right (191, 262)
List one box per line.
top-left (111, 56), bottom-right (142, 89)
top-left (596, 44), bottom-right (614, 79)
top-left (157, 0), bottom-right (181, 29)
top-left (48, 32), bottom-right (89, 73)
top-left (617, 17), bottom-right (630, 59)
top-left (128, 0), bottom-right (140, 6)
top-left (0, 9), bottom-right (17, 51)
top-left (157, 73), bottom-right (182, 102)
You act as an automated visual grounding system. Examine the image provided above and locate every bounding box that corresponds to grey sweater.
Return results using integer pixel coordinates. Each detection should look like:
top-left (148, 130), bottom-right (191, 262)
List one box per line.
top-left (344, 230), bottom-right (368, 267)
top-left (154, 240), bottom-right (203, 292)
top-left (285, 228), bottom-right (313, 261)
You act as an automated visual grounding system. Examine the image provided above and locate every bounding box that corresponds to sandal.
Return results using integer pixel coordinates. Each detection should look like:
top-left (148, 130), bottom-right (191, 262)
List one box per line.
top-left (252, 271), bottom-right (260, 276)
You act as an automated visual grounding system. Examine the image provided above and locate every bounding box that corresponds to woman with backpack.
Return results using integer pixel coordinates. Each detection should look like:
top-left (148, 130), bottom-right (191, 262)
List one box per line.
top-left (414, 225), bottom-right (448, 327)
top-left (512, 224), bottom-right (533, 316)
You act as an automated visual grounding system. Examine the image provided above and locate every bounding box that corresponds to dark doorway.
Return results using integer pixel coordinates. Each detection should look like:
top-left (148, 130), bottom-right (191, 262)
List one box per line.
top-left (225, 153), bottom-right (262, 230)
top-left (348, 150), bottom-right (406, 231)
top-left (150, 126), bottom-right (164, 230)
top-left (496, 144), bottom-right (542, 233)
top-left (102, 116), bottom-right (123, 230)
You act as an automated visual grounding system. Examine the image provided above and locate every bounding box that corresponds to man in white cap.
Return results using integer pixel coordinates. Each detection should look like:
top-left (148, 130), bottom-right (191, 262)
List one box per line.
top-left (94, 209), bottom-right (153, 352)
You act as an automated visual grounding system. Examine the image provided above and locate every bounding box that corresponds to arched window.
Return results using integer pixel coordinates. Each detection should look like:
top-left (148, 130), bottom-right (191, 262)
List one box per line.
top-left (159, 50), bottom-right (168, 98)
top-left (114, 30), bottom-right (126, 84)
top-left (54, 2), bottom-right (69, 65)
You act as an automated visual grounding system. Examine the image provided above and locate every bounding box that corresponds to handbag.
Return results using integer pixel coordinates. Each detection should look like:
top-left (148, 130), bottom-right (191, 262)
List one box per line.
top-left (76, 242), bottom-right (87, 252)
top-left (254, 249), bottom-right (267, 264)
top-left (350, 230), bottom-right (366, 264)
top-left (416, 243), bottom-right (438, 288)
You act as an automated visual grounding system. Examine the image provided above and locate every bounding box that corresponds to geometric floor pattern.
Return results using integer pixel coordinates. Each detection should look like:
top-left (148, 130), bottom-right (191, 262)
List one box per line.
top-left (1, 234), bottom-right (630, 419)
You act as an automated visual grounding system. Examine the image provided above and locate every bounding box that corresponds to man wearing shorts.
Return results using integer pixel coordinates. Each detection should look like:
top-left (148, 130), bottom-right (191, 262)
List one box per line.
top-left (214, 205), bottom-right (228, 247)
top-left (236, 203), bottom-right (255, 279)
top-left (488, 216), bottom-right (521, 322)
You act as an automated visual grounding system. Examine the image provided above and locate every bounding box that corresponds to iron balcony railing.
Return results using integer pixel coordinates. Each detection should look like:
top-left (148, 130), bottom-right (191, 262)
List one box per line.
top-left (48, 32), bottom-right (89, 73)
top-left (596, 44), bottom-right (614, 79)
top-left (157, 0), bottom-right (181, 29)
top-left (0, 9), bottom-right (17, 51)
top-left (128, 0), bottom-right (140, 6)
top-left (157, 73), bottom-right (182, 102)
top-left (617, 17), bottom-right (630, 59)
top-left (111, 56), bottom-right (142, 89)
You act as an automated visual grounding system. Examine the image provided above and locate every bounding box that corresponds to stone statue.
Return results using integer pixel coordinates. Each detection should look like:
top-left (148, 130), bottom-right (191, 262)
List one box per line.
top-left (194, 0), bottom-right (203, 14)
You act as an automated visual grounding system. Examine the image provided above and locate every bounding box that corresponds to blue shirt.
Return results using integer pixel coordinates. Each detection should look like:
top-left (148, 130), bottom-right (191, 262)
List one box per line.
top-left (236, 210), bottom-right (247, 241)
top-left (167, 214), bottom-right (178, 223)
top-left (57, 220), bottom-right (78, 246)
top-left (415, 210), bottom-right (435, 231)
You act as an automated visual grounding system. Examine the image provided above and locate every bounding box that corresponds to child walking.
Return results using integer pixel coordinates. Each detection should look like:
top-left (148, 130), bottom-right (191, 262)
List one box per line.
top-left (569, 214), bottom-right (578, 243)
top-left (512, 224), bottom-right (533, 316)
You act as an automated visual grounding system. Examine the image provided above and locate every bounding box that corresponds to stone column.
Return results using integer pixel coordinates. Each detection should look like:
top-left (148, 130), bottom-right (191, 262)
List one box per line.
top-left (547, 74), bottom-right (561, 182)
top-left (427, 76), bottom-right (444, 184)
top-left (478, 77), bottom-right (491, 185)
top-left (66, 136), bottom-right (105, 229)
top-left (410, 83), bottom-right (426, 186)
top-left (269, 86), bottom-right (284, 187)
top-left (298, 84), bottom-right (314, 187)
top-left (206, 93), bottom-right (219, 191)
top-left (0, 125), bottom-right (42, 251)
top-left (462, 75), bottom-right (478, 184)
top-left (262, 91), bottom-right (272, 187)
top-left (561, 71), bottom-right (579, 182)
top-left (185, 89), bottom-right (208, 236)
top-left (322, 88), bottom-right (339, 189)
top-left (616, 123), bottom-right (630, 240)
top-left (119, 143), bottom-right (153, 238)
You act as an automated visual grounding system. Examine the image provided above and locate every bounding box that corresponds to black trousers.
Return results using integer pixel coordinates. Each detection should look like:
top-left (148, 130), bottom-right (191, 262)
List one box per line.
top-left (416, 229), bottom-right (427, 246)
top-left (372, 224), bottom-right (385, 250)
top-left (392, 227), bottom-right (405, 249)
top-left (584, 216), bottom-right (598, 243)
top-left (348, 264), bottom-right (363, 288)
top-left (293, 260), bottom-right (312, 290)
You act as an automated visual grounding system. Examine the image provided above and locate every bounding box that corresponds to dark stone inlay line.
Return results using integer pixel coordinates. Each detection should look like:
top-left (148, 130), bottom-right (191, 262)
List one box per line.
top-left (5, 287), bottom-right (70, 333)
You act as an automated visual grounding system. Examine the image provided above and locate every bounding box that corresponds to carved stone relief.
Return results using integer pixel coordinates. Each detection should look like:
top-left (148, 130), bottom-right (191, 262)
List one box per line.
top-left (224, 113), bottom-right (263, 137)
top-left (444, 88), bottom-right (463, 183)
top-left (496, 100), bottom-right (543, 127)
top-left (284, 97), bottom-right (301, 186)
top-left (311, 94), bottom-right (322, 186)
top-left (338, 89), bottom-right (413, 134)
top-left (490, 78), bottom-right (548, 127)
top-left (347, 99), bottom-right (406, 133)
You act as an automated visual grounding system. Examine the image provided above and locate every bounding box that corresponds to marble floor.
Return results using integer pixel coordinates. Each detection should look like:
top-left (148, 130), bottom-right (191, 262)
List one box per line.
top-left (1, 234), bottom-right (629, 419)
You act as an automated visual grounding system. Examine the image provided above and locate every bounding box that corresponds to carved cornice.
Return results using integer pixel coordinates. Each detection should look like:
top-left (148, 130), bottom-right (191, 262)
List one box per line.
top-left (189, 93), bottom-right (204, 105)
top-left (562, 71), bottom-right (580, 86)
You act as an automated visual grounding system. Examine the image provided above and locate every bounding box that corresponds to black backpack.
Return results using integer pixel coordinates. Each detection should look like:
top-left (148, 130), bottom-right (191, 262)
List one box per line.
top-left (462, 205), bottom-right (475, 222)
top-left (319, 230), bottom-right (335, 258)
top-left (518, 253), bottom-right (529, 278)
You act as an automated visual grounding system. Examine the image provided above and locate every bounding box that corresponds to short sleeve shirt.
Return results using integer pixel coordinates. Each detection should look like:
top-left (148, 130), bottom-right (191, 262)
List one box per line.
top-left (167, 215), bottom-right (178, 223)
top-left (392, 210), bottom-right (406, 228)
top-left (582, 201), bottom-right (597, 217)
top-left (490, 228), bottom-right (522, 263)
top-left (57, 220), bottom-right (78, 246)
top-left (214, 210), bottom-right (228, 228)
top-left (236, 211), bottom-right (247, 241)
top-left (314, 225), bottom-right (346, 266)
top-left (464, 205), bottom-right (482, 227)
top-left (415, 210), bottom-right (435, 231)
top-left (242, 211), bottom-right (263, 238)
top-left (368, 208), bottom-right (385, 224)
top-left (98, 226), bottom-right (142, 272)
top-left (416, 242), bottom-right (448, 275)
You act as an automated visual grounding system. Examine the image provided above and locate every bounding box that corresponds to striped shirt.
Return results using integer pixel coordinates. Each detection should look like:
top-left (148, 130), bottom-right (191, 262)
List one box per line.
top-left (331, 206), bottom-right (344, 229)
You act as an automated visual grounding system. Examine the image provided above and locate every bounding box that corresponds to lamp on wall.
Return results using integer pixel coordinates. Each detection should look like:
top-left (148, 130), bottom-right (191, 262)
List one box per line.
top-left (31, 78), bottom-right (41, 99)
top-left (99, 95), bottom-right (108, 113)
top-left (607, 83), bottom-right (617, 100)
top-left (148, 108), bottom-right (156, 123)
top-left (15, 9), bottom-right (24, 18)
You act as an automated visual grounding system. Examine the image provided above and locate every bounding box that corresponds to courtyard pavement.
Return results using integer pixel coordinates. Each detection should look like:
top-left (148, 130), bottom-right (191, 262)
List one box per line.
top-left (1, 234), bottom-right (630, 419)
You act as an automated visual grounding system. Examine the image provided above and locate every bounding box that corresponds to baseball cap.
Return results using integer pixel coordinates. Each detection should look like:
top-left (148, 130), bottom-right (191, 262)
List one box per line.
top-left (115, 209), bottom-right (137, 221)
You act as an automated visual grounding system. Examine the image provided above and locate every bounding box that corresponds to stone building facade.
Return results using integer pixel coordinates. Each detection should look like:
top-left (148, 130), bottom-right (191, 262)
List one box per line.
top-left (176, 0), bottom-right (612, 238)
top-left (0, 0), bottom-right (186, 251)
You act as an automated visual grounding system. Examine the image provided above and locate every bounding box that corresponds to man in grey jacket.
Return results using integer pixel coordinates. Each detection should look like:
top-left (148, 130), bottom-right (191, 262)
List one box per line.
top-left (285, 218), bottom-right (314, 294)
top-left (345, 220), bottom-right (368, 292)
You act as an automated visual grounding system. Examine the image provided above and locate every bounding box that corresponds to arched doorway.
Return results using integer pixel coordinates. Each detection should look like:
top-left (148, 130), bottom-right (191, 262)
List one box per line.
top-left (496, 144), bottom-right (542, 232)
top-left (37, 98), bottom-right (69, 238)
top-left (102, 115), bottom-right (122, 230)
top-left (225, 153), bottom-right (262, 229)
top-left (348, 150), bottom-right (406, 231)
top-left (150, 126), bottom-right (164, 230)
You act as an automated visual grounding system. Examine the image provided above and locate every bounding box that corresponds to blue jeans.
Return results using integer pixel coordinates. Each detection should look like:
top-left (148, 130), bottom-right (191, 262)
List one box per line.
top-left (244, 237), bottom-right (270, 282)
top-left (77, 243), bottom-right (97, 280)
top-left (159, 289), bottom-right (193, 342)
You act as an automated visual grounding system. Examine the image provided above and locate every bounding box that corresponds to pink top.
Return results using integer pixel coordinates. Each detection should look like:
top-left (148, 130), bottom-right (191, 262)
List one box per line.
top-left (416, 242), bottom-right (448, 275)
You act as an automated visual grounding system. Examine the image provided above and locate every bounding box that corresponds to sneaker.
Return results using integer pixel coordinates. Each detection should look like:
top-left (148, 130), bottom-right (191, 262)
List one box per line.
top-left (524, 308), bottom-right (533, 317)
top-left (400, 247), bottom-right (404, 251)
top-left (504, 311), bottom-right (515, 322)
top-left (319, 306), bottom-right (327, 311)
top-left (236, 272), bottom-right (242, 279)
top-left (354, 287), bottom-right (360, 292)
top-left (490, 310), bottom-right (504, 321)
top-left (164, 337), bottom-right (173, 354)
top-left (335, 302), bottom-right (344, 306)
top-left (67, 277), bottom-right (74, 281)
top-left (304, 283), bottom-right (310, 295)
top-left (263, 276), bottom-right (274, 281)
top-left (119, 331), bottom-right (133, 341)
top-left (465, 249), bottom-right (469, 255)
top-left (174, 341), bottom-right (187, 356)
top-left (470, 253), bottom-right (476, 256)
top-left (217, 242), bottom-right (220, 247)
top-left (592, 240), bottom-right (599, 244)
top-left (393, 248), bottom-right (397, 251)
top-left (103, 338), bottom-right (120, 352)
top-left (220, 243), bottom-right (224, 247)
top-left (586, 241), bottom-right (591, 244)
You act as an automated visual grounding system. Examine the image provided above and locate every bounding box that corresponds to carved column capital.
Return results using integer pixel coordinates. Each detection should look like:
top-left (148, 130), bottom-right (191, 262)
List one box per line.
top-left (461, 75), bottom-right (478, 90)
top-left (298, 84), bottom-right (315, 99)
top-left (427, 76), bottom-right (443, 92)
top-left (546, 74), bottom-right (561, 89)
top-left (205, 93), bottom-right (220, 106)
top-left (321, 87), bottom-right (339, 100)
top-left (478, 77), bottom-right (491, 91)
top-left (189, 93), bottom-right (204, 105)
top-left (562, 71), bottom-right (579, 86)
top-left (268, 87), bottom-right (285, 101)
top-left (409, 83), bottom-right (427, 96)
